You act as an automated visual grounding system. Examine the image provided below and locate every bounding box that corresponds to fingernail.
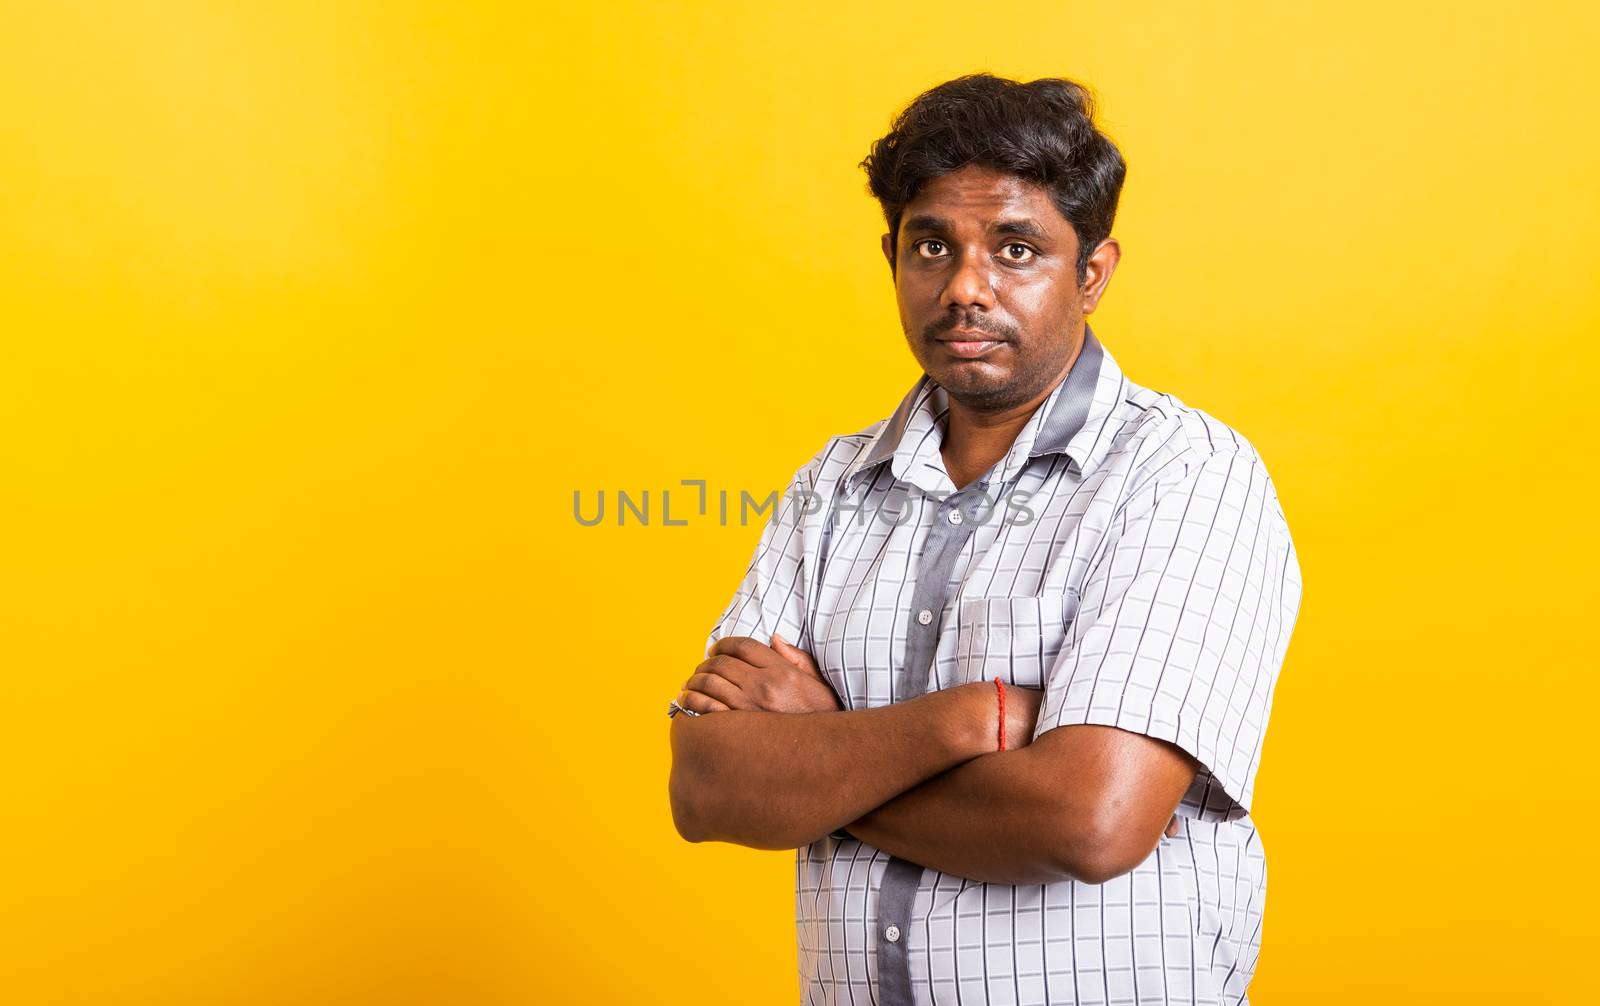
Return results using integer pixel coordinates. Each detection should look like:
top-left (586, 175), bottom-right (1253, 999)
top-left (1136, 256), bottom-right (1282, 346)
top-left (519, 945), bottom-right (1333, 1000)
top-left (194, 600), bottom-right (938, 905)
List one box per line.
top-left (773, 632), bottom-right (787, 646)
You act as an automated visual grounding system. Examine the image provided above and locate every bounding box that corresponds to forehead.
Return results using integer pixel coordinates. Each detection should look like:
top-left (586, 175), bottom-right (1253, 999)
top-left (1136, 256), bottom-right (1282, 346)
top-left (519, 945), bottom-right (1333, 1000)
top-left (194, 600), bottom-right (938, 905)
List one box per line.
top-left (901, 165), bottom-right (1067, 232)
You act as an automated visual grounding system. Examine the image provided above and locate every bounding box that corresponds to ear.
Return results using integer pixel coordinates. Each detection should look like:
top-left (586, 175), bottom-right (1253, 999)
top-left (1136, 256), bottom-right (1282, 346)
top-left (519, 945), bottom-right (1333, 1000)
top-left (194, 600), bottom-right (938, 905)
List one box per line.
top-left (1080, 237), bottom-right (1122, 314)
top-left (880, 232), bottom-right (896, 278)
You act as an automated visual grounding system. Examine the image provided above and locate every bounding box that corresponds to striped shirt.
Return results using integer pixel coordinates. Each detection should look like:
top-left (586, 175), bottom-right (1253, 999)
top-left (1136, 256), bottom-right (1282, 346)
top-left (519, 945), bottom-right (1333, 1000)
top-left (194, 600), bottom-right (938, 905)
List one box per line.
top-left (706, 325), bottom-right (1303, 1005)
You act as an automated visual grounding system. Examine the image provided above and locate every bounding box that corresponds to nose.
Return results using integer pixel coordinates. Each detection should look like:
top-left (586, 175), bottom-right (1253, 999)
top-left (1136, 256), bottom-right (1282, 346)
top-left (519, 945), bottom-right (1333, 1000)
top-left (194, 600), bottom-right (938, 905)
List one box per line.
top-left (940, 247), bottom-right (995, 311)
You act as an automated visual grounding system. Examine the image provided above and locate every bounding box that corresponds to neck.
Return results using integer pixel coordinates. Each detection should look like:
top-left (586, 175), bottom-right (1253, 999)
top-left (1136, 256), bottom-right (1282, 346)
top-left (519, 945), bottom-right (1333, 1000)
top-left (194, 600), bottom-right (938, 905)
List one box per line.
top-left (940, 340), bottom-right (1082, 490)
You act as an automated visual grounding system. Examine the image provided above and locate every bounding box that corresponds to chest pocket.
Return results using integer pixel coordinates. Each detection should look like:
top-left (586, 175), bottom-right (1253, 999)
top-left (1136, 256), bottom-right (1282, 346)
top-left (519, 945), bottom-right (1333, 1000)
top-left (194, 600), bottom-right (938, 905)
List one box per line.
top-left (953, 591), bottom-right (1077, 690)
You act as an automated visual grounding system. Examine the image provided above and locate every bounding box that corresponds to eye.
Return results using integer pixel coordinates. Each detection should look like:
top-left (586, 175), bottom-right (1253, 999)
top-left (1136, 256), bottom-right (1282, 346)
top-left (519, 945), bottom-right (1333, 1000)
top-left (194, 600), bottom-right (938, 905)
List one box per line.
top-left (1001, 243), bottom-right (1036, 263)
top-left (913, 239), bottom-right (947, 258)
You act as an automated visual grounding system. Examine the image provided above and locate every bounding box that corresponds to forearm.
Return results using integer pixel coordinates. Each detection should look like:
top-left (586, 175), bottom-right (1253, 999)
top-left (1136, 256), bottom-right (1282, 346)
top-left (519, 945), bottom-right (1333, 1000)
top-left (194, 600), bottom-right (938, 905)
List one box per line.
top-left (842, 744), bottom-right (1092, 885)
top-left (843, 723), bottom-right (1188, 885)
top-left (669, 683), bottom-right (992, 850)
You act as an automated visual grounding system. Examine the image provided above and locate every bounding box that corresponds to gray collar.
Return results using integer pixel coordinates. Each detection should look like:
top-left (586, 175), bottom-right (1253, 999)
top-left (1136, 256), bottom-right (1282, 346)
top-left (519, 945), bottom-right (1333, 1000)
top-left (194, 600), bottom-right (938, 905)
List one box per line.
top-left (1027, 322), bottom-right (1105, 459)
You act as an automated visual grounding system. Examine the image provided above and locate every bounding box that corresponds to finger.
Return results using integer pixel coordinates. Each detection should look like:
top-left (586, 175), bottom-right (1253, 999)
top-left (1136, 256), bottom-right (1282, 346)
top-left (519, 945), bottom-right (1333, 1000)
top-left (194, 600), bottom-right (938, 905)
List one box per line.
top-left (1165, 815), bottom-right (1181, 839)
top-left (679, 688), bottom-right (729, 714)
top-left (693, 653), bottom-right (761, 689)
top-left (771, 632), bottom-right (823, 679)
top-left (684, 672), bottom-right (751, 710)
top-left (709, 635), bottom-right (783, 670)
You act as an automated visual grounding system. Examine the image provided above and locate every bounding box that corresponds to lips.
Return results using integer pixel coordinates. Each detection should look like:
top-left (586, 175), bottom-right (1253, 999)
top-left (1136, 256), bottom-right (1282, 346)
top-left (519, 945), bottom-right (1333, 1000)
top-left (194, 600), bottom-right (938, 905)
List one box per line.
top-left (938, 330), bottom-right (1006, 359)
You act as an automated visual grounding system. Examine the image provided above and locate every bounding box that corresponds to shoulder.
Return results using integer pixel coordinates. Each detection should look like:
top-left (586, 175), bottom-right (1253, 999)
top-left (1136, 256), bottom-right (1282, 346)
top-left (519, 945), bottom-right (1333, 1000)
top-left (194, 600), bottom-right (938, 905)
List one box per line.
top-left (1090, 385), bottom-right (1301, 605)
top-left (784, 420), bottom-right (885, 493)
top-left (1101, 383), bottom-right (1283, 517)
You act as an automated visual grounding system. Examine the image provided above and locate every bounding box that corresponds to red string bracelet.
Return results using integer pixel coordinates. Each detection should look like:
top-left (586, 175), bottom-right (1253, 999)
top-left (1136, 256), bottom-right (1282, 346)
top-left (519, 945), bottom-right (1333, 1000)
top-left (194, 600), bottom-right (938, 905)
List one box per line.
top-left (994, 677), bottom-right (1007, 751)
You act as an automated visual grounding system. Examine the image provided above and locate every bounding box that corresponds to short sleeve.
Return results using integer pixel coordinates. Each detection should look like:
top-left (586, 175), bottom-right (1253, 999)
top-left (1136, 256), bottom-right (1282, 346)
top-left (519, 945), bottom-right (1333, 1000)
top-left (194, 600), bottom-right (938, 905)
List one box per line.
top-left (703, 454), bottom-right (824, 659)
top-left (1032, 446), bottom-right (1303, 819)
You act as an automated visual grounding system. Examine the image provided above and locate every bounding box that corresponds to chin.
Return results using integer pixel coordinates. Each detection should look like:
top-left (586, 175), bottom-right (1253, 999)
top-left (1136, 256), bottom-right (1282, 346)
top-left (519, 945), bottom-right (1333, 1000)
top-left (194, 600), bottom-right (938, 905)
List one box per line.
top-left (935, 367), bottom-right (1016, 406)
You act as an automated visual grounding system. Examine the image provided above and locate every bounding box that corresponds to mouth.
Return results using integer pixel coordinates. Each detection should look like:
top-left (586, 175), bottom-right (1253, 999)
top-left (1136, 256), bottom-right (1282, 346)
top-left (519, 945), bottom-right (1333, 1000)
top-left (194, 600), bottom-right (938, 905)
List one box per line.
top-left (937, 330), bottom-right (1006, 359)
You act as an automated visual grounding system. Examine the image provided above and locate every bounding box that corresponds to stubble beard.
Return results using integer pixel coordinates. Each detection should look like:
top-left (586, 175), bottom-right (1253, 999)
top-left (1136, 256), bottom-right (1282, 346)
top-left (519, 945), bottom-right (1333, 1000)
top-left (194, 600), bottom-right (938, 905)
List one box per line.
top-left (924, 339), bottom-right (1071, 413)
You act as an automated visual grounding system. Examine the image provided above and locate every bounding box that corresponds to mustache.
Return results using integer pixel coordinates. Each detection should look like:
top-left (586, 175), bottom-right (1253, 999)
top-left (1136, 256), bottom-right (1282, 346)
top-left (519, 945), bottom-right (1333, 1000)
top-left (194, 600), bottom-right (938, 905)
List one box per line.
top-left (925, 314), bottom-right (1014, 341)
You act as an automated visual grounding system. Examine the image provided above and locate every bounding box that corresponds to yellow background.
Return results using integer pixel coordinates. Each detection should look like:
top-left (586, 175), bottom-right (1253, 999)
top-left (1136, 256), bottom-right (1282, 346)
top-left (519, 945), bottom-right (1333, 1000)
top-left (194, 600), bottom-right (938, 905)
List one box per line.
top-left (2, 2), bottom-right (1596, 1002)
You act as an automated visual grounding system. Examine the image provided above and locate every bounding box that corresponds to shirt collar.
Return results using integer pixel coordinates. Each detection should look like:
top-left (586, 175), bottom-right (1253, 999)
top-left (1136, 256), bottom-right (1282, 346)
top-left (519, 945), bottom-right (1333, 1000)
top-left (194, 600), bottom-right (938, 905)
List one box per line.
top-left (843, 323), bottom-right (1122, 497)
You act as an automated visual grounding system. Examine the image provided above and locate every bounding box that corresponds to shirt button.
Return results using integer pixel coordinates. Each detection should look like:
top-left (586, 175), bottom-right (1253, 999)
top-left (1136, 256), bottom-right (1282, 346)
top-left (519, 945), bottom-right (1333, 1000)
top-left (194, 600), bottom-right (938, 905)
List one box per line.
top-left (947, 509), bottom-right (964, 525)
top-left (916, 609), bottom-right (933, 625)
top-left (884, 924), bottom-right (901, 943)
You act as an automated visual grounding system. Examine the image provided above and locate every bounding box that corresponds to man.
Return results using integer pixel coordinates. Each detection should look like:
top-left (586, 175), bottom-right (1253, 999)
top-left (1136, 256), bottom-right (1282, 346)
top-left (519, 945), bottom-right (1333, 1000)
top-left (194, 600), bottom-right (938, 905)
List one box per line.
top-left (667, 73), bottom-right (1302, 1006)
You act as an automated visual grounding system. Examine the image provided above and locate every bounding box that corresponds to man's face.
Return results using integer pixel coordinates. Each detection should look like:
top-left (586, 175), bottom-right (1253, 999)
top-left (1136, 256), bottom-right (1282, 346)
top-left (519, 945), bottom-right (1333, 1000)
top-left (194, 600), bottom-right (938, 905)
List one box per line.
top-left (882, 165), bottom-right (1111, 412)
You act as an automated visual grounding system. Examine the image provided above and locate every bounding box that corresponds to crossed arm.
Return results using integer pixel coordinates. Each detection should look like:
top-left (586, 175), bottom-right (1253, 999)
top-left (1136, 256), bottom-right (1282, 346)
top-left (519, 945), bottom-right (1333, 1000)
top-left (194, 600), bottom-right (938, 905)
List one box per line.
top-left (667, 635), bottom-right (1199, 885)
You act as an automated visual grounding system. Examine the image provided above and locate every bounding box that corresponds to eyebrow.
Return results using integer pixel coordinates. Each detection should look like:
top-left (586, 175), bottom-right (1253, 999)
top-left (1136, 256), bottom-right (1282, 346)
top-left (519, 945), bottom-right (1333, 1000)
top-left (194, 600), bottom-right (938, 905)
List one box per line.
top-left (901, 214), bottom-right (1052, 243)
top-left (994, 218), bottom-right (1051, 242)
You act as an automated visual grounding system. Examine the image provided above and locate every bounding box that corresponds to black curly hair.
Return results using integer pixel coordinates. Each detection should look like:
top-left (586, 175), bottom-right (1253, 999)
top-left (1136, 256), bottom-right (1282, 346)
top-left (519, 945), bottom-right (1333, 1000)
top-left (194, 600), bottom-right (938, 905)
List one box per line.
top-left (860, 73), bottom-right (1126, 285)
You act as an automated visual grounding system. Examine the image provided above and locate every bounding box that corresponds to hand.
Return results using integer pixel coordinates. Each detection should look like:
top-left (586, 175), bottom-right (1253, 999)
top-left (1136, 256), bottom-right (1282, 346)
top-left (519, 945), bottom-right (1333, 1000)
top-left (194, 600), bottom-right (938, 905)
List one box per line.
top-left (677, 633), bottom-right (844, 715)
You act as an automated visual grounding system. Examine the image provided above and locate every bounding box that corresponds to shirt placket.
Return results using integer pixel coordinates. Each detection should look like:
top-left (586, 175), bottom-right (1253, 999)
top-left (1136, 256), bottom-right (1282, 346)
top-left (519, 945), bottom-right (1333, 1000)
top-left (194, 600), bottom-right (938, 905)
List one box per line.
top-left (877, 482), bottom-right (989, 1006)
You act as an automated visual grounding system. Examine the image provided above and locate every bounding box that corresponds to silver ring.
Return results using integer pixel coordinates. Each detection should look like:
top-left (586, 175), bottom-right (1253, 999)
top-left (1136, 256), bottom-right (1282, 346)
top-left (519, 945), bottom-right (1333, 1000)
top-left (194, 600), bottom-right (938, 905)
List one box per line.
top-left (667, 699), bottom-right (702, 718)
